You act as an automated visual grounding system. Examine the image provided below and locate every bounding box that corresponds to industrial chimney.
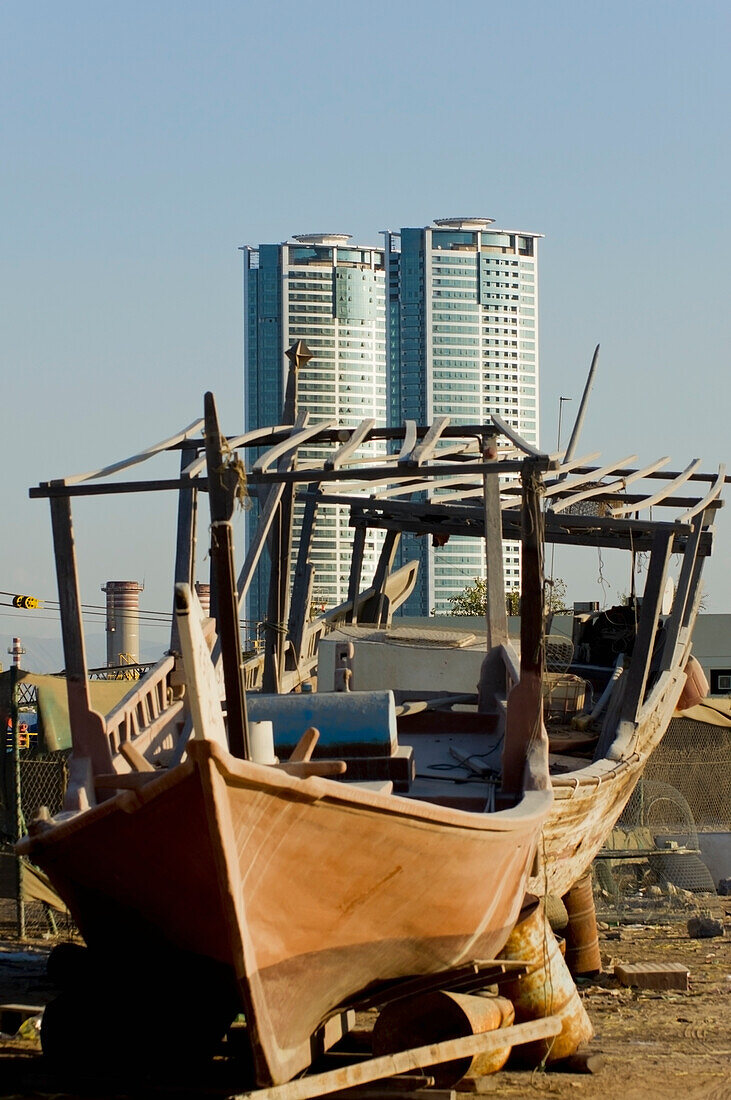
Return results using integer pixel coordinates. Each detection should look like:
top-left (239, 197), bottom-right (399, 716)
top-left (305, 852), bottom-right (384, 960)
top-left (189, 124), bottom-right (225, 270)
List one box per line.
top-left (194, 582), bottom-right (211, 616)
top-left (101, 581), bottom-right (144, 667)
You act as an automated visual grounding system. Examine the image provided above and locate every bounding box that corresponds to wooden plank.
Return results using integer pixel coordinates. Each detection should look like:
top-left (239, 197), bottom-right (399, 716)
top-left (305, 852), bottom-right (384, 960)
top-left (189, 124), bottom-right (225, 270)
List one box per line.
top-left (233, 481), bottom-right (286, 610)
top-left (491, 414), bottom-right (547, 458)
top-left (401, 416), bottom-right (451, 467)
top-left (248, 456), bottom-right (557, 488)
top-left (60, 418), bottom-right (204, 486)
top-left (359, 529), bottom-right (401, 626)
top-left (253, 419), bottom-right (333, 473)
top-left (175, 583), bottom-right (229, 752)
top-left (551, 456), bottom-right (670, 514)
top-left (609, 458), bottom-right (701, 516)
top-left (618, 528), bottom-right (674, 725)
top-left (327, 1090), bottom-right (451, 1100)
top-left (289, 727), bottom-right (319, 763)
top-left (660, 509), bottom-right (705, 671)
top-left (119, 742), bottom-right (155, 772)
top-left (543, 455), bottom-right (637, 498)
top-left (345, 960), bottom-right (528, 1013)
top-left (675, 462), bottom-right (726, 523)
top-left (397, 420), bottom-right (418, 462)
top-left (232, 1017), bottom-right (561, 1100)
top-left (325, 418), bottom-right (376, 470)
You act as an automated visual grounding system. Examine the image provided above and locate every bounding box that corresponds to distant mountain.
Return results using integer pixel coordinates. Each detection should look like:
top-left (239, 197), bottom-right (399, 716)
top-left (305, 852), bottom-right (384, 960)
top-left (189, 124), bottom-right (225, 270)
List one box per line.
top-left (3, 631), bottom-right (171, 675)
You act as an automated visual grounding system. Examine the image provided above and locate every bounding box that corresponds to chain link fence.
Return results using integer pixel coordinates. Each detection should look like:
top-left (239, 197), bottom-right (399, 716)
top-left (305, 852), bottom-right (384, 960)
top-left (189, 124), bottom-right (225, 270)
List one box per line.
top-left (1, 671), bottom-right (77, 940)
top-left (594, 712), bottom-right (731, 919)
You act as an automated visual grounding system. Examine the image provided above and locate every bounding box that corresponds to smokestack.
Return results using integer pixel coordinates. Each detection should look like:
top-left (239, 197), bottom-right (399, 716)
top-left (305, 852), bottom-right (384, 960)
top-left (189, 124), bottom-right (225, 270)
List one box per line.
top-left (102, 581), bottom-right (144, 667)
top-left (194, 582), bottom-right (211, 616)
top-left (8, 637), bottom-right (26, 669)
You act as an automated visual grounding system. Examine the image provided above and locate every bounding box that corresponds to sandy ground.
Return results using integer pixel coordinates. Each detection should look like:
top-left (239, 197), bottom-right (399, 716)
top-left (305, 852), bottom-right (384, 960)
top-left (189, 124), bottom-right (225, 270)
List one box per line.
top-left (0, 902), bottom-right (729, 1100)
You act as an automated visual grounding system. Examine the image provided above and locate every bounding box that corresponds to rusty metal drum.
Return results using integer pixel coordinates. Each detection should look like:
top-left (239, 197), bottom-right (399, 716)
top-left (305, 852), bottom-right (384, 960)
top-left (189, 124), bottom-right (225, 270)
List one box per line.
top-left (372, 989), bottom-right (515, 1085)
top-left (498, 896), bottom-right (594, 1064)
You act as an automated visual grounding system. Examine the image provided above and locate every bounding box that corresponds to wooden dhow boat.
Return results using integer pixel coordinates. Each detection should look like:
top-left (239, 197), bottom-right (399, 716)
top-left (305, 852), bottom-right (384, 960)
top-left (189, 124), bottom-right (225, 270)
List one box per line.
top-left (20, 392), bottom-right (560, 1087)
top-left (304, 423), bottom-right (725, 902)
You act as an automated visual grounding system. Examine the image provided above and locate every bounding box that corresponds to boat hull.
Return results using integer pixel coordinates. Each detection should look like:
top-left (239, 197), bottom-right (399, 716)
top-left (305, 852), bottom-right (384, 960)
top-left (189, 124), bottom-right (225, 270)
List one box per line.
top-left (23, 740), bottom-right (551, 1086)
top-left (533, 667), bottom-right (685, 898)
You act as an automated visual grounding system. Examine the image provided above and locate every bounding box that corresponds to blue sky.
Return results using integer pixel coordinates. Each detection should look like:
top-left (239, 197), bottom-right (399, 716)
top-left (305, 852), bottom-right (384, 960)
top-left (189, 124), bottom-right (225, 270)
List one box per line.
top-left (3, 1), bottom-right (730, 668)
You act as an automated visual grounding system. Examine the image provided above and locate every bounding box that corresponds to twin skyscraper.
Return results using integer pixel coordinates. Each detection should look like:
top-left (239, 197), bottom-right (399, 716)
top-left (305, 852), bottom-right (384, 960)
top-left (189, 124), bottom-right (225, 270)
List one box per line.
top-left (243, 217), bottom-right (541, 623)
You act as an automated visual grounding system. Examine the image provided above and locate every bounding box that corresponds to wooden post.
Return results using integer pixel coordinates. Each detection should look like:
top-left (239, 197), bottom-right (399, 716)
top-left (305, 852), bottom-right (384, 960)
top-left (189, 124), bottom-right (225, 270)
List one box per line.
top-left (9, 665), bottom-right (25, 938)
top-left (619, 528), bottom-right (674, 724)
top-left (288, 485), bottom-right (321, 661)
top-left (659, 512), bottom-right (705, 671)
top-left (49, 494), bottom-right (113, 777)
top-left (362, 529), bottom-right (401, 626)
top-left (501, 459), bottom-right (545, 798)
top-left (169, 444), bottom-right (199, 655)
top-left (345, 524), bottom-right (367, 624)
top-left (483, 436), bottom-right (508, 649)
top-left (262, 342), bottom-right (311, 692)
top-left (204, 393), bottom-right (249, 759)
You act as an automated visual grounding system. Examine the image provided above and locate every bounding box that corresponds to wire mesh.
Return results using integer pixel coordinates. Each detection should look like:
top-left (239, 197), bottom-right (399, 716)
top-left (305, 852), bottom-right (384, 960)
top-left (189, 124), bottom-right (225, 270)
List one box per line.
top-left (594, 713), bottom-right (730, 917)
top-left (0, 746), bottom-right (75, 940)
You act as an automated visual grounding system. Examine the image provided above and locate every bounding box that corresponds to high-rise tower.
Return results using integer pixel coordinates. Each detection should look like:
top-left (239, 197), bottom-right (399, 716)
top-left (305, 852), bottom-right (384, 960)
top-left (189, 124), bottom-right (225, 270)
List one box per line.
top-left (243, 235), bottom-right (388, 623)
top-left (384, 217), bottom-right (542, 615)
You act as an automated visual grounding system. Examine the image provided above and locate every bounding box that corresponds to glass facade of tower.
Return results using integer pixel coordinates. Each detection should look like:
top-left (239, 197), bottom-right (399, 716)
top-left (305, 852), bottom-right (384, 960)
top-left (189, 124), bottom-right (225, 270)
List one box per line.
top-left (244, 237), bottom-right (387, 626)
top-left (385, 220), bottom-right (541, 616)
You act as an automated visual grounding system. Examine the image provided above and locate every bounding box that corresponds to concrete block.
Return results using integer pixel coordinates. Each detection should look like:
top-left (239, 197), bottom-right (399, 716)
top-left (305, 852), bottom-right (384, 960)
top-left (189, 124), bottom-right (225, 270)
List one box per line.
top-left (614, 962), bottom-right (689, 990)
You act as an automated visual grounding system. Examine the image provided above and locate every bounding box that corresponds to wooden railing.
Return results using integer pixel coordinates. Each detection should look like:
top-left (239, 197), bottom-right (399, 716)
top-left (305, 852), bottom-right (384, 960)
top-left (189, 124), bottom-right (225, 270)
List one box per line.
top-left (104, 654), bottom-right (183, 766)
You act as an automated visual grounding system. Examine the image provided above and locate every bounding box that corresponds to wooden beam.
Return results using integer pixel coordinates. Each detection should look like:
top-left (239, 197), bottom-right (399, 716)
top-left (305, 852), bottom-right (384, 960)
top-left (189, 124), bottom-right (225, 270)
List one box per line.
top-left (254, 419), bottom-right (333, 474)
top-left (400, 416), bottom-right (451, 467)
top-left (49, 494), bottom-right (114, 780)
top-left (345, 525), bottom-right (367, 624)
top-left (491, 414), bottom-right (547, 458)
top-left (204, 393), bottom-right (249, 759)
top-left (501, 459), bottom-right (545, 797)
top-left (552, 456), bottom-right (670, 514)
top-left (288, 486), bottom-right (322, 660)
top-left (483, 445), bottom-right (508, 649)
top-left (60, 418), bottom-right (204, 486)
top-left (248, 455), bottom-right (558, 488)
top-left (325, 419), bottom-right (376, 470)
top-left (618, 528), bottom-right (674, 725)
top-left (358, 529), bottom-right (401, 626)
top-left (232, 481), bottom-right (287, 613)
top-left (609, 458), bottom-right (701, 516)
top-left (397, 420), bottom-right (418, 462)
top-left (262, 412), bottom-right (307, 693)
top-left (119, 742), bottom-right (155, 773)
top-left (676, 463), bottom-right (726, 523)
top-left (660, 510), bottom-right (706, 671)
top-left (169, 444), bottom-right (199, 654)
